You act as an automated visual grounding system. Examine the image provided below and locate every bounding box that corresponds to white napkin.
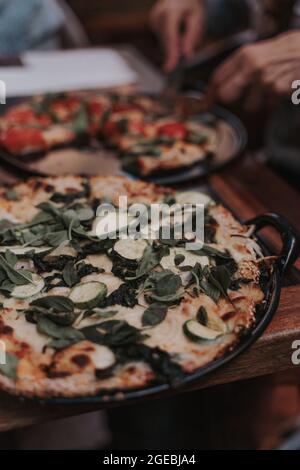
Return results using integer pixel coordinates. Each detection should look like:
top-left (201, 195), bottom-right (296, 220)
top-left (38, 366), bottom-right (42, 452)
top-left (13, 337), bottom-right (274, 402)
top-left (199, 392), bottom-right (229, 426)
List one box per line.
top-left (0, 48), bottom-right (138, 97)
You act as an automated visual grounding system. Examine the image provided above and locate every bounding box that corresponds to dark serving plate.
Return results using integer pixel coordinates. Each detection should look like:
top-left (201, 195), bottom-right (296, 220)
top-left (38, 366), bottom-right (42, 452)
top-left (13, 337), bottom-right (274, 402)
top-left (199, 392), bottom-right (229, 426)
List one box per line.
top-left (23, 213), bottom-right (299, 406)
top-left (0, 94), bottom-right (247, 184)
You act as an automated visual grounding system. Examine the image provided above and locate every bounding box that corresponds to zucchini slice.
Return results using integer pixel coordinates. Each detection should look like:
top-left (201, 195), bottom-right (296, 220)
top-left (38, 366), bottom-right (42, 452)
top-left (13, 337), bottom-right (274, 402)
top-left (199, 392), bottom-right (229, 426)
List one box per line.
top-left (114, 239), bottom-right (147, 261)
top-left (183, 320), bottom-right (223, 341)
top-left (206, 310), bottom-right (227, 333)
top-left (69, 281), bottom-right (107, 309)
top-left (175, 191), bottom-right (213, 207)
top-left (11, 274), bottom-right (45, 299)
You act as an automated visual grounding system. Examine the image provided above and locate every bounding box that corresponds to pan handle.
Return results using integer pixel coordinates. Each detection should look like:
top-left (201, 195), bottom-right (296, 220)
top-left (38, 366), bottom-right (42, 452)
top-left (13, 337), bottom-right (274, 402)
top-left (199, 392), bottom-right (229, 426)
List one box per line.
top-left (245, 213), bottom-right (300, 277)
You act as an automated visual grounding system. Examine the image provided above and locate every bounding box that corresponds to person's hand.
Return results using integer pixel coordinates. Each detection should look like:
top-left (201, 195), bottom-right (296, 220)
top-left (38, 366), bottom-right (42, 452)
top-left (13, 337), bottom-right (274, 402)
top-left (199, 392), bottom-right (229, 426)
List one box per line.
top-left (210, 31), bottom-right (300, 111)
top-left (150, 0), bottom-right (204, 72)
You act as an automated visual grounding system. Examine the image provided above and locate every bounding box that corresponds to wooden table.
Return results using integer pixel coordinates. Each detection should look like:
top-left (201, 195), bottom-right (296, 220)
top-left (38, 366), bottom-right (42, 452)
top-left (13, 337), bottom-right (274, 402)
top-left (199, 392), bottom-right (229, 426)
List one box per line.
top-left (0, 50), bottom-right (300, 433)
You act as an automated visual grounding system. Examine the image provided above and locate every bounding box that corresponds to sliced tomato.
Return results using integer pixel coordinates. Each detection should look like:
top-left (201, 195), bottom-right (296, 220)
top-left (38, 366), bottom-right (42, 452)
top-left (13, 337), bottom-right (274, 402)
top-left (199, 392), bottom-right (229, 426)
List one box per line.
top-left (6, 108), bottom-right (50, 127)
top-left (102, 120), bottom-right (118, 137)
top-left (88, 101), bottom-right (103, 116)
top-left (157, 122), bottom-right (187, 139)
top-left (0, 128), bottom-right (47, 154)
top-left (112, 103), bottom-right (139, 113)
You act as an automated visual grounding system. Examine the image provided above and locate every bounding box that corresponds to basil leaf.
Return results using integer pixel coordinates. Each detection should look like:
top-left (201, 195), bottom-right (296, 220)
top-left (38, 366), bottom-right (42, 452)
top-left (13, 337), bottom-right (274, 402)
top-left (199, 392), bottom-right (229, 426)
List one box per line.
top-left (146, 270), bottom-right (182, 297)
top-left (37, 317), bottom-right (84, 341)
top-left (26, 306), bottom-right (76, 327)
top-left (0, 254), bottom-right (32, 285)
top-left (0, 352), bottom-right (19, 379)
top-left (201, 279), bottom-right (220, 303)
top-left (142, 304), bottom-right (168, 327)
top-left (4, 250), bottom-right (18, 268)
top-left (174, 254), bottom-right (185, 266)
top-left (63, 261), bottom-right (79, 287)
top-left (81, 320), bottom-right (146, 347)
top-left (45, 230), bottom-right (68, 247)
top-left (83, 309), bottom-right (118, 320)
top-left (30, 296), bottom-right (74, 313)
top-left (47, 338), bottom-right (79, 350)
top-left (134, 244), bottom-right (170, 279)
top-left (208, 265), bottom-right (231, 299)
top-left (196, 306), bottom-right (208, 326)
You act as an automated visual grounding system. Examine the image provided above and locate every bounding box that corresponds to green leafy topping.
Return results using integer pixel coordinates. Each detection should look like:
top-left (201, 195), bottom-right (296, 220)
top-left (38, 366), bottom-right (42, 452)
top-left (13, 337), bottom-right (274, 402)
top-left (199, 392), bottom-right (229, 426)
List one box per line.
top-left (81, 320), bottom-right (147, 347)
top-left (0, 352), bottom-right (19, 379)
top-left (133, 244), bottom-right (170, 279)
top-left (63, 260), bottom-right (79, 287)
top-left (142, 303), bottom-right (168, 327)
top-left (144, 270), bottom-right (184, 304)
top-left (174, 254), bottom-right (185, 266)
top-left (31, 296), bottom-right (74, 313)
top-left (196, 306), bottom-right (208, 326)
top-left (26, 296), bottom-right (76, 326)
top-left (0, 251), bottom-right (33, 286)
top-left (4, 189), bottom-right (20, 201)
top-left (37, 316), bottom-right (84, 341)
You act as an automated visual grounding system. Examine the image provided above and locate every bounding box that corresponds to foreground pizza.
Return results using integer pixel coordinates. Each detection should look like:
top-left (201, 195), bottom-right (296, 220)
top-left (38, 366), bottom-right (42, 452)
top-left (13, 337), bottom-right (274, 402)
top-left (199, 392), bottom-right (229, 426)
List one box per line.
top-left (0, 176), bottom-right (269, 398)
top-left (0, 93), bottom-right (218, 177)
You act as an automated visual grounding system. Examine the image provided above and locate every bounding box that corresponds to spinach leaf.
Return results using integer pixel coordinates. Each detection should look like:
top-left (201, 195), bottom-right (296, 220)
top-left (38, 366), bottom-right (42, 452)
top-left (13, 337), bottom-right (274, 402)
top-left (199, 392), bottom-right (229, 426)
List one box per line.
top-left (101, 283), bottom-right (138, 308)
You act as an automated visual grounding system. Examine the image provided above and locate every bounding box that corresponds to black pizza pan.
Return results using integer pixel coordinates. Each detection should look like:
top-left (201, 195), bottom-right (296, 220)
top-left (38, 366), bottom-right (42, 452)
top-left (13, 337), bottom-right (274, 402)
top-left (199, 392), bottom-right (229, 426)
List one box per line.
top-left (24, 212), bottom-right (299, 406)
top-left (0, 94), bottom-right (247, 184)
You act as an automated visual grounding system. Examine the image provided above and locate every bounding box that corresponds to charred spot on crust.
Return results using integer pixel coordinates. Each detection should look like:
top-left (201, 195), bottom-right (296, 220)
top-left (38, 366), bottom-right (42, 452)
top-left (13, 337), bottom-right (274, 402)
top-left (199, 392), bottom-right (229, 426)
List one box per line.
top-left (95, 367), bottom-right (114, 380)
top-left (71, 354), bottom-right (90, 368)
top-left (44, 184), bottom-right (55, 193)
top-left (45, 368), bottom-right (71, 379)
top-left (222, 310), bottom-right (237, 322)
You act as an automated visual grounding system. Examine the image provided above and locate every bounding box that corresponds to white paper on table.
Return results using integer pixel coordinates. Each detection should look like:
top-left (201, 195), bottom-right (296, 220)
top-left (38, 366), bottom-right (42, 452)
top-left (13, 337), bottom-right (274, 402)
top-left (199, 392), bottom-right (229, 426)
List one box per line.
top-left (0, 48), bottom-right (138, 97)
